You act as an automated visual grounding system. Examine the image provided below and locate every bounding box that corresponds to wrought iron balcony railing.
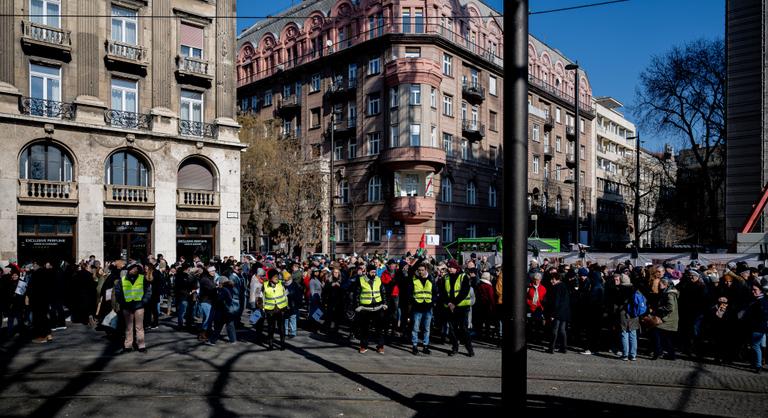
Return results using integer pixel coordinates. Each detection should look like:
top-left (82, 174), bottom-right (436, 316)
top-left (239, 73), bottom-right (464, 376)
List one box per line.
top-left (179, 120), bottom-right (217, 138)
top-left (105, 109), bottom-right (152, 130)
top-left (20, 97), bottom-right (75, 119)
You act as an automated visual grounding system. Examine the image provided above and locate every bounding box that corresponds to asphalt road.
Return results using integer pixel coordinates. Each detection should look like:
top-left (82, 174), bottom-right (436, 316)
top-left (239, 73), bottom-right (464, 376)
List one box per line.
top-left (1, 318), bottom-right (766, 417)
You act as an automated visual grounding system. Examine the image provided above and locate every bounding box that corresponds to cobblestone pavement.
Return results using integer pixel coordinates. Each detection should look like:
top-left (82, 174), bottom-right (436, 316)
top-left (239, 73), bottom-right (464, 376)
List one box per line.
top-left (1, 319), bottom-right (765, 417)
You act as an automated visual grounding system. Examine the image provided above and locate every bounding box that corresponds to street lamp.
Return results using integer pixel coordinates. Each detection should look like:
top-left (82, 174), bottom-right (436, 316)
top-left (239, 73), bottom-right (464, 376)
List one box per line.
top-left (627, 133), bottom-right (641, 250)
top-left (565, 62), bottom-right (580, 248)
top-left (329, 111), bottom-right (337, 261)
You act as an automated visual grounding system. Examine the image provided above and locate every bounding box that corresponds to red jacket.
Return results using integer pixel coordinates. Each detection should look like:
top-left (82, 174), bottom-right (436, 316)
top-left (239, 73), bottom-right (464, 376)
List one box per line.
top-left (475, 280), bottom-right (496, 316)
top-left (380, 270), bottom-right (399, 297)
top-left (526, 283), bottom-right (546, 313)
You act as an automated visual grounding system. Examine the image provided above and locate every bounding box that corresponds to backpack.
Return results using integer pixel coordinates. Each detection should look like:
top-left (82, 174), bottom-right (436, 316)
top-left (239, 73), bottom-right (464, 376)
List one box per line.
top-left (627, 290), bottom-right (647, 318)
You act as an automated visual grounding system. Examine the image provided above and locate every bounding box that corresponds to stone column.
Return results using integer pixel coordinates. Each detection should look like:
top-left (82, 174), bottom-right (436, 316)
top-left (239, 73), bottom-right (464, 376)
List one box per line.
top-left (154, 172), bottom-right (177, 262)
top-left (76, 138), bottom-right (106, 262)
top-left (215, 0), bottom-right (236, 119)
top-left (0, 0), bottom-right (14, 84)
top-left (217, 148), bottom-right (241, 258)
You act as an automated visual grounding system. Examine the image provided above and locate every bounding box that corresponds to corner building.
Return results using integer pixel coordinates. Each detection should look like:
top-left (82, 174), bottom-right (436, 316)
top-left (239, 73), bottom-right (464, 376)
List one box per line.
top-left (0, 0), bottom-right (243, 264)
top-left (237, 0), bottom-right (593, 256)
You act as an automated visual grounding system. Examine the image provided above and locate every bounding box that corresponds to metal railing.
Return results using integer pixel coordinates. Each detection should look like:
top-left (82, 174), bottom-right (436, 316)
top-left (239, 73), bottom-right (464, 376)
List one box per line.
top-left (527, 74), bottom-right (595, 114)
top-left (18, 179), bottom-right (77, 201)
top-left (106, 39), bottom-right (147, 62)
top-left (461, 119), bottom-right (486, 135)
top-left (179, 120), bottom-right (218, 138)
top-left (105, 109), bottom-right (152, 130)
top-left (105, 184), bottom-right (154, 205)
top-left (20, 97), bottom-right (75, 119)
top-left (177, 189), bottom-right (220, 208)
top-left (177, 56), bottom-right (210, 76)
top-left (278, 96), bottom-right (301, 108)
top-left (462, 81), bottom-right (485, 100)
top-left (22, 20), bottom-right (71, 47)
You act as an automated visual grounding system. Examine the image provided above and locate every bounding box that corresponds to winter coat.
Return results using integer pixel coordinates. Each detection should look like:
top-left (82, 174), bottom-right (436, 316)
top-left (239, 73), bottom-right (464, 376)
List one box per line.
top-left (475, 279), bottom-right (496, 318)
top-left (283, 280), bottom-right (303, 314)
top-left (615, 285), bottom-right (640, 332)
top-left (380, 269), bottom-right (400, 298)
top-left (526, 283), bottom-right (546, 314)
top-left (656, 286), bottom-right (680, 332)
top-left (546, 281), bottom-right (571, 322)
top-left (495, 271), bottom-right (503, 305)
top-left (744, 296), bottom-right (768, 334)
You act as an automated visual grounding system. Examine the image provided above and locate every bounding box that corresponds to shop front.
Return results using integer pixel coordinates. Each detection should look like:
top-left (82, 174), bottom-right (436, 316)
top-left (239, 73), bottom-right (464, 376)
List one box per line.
top-left (17, 216), bottom-right (76, 265)
top-left (176, 221), bottom-right (216, 262)
top-left (104, 219), bottom-right (152, 262)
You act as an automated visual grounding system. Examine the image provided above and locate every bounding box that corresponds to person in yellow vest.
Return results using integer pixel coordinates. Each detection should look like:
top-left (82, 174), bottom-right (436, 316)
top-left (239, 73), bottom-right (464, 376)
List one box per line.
top-left (442, 259), bottom-right (474, 356)
top-left (353, 263), bottom-right (388, 353)
top-left (263, 269), bottom-right (289, 350)
top-left (114, 262), bottom-right (152, 353)
top-left (410, 261), bottom-right (437, 355)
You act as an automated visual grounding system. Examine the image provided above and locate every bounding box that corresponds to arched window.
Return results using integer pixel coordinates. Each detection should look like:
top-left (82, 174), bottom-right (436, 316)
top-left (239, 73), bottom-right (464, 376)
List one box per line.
top-left (178, 158), bottom-right (215, 190)
top-left (338, 179), bottom-right (349, 204)
top-left (467, 181), bottom-right (476, 205)
top-left (105, 150), bottom-right (149, 186)
top-left (527, 195), bottom-right (532, 211)
top-left (555, 195), bottom-right (562, 215)
top-left (488, 185), bottom-right (497, 208)
top-left (441, 177), bottom-right (452, 203)
top-left (19, 143), bottom-right (73, 181)
top-left (580, 199), bottom-right (586, 216)
top-left (367, 175), bottom-right (382, 202)
top-left (542, 193), bottom-right (548, 213)
top-left (568, 197), bottom-right (574, 215)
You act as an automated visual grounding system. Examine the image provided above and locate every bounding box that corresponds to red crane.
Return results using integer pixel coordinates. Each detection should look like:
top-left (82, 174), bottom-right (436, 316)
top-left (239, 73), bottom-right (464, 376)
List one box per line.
top-left (740, 182), bottom-right (768, 233)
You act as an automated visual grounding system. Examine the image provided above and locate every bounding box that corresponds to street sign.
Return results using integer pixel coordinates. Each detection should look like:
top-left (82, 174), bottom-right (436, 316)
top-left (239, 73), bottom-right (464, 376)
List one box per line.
top-left (386, 229), bottom-right (393, 239)
top-left (426, 234), bottom-right (440, 246)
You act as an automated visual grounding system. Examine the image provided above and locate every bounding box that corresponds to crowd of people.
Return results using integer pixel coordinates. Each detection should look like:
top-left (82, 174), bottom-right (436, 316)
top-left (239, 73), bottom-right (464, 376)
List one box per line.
top-left (0, 252), bottom-right (504, 357)
top-left (525, 258), bottom-right (768, 373)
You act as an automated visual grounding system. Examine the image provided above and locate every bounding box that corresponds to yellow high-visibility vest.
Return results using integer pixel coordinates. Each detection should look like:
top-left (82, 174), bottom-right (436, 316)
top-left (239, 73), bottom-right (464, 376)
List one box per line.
top-left (359, 276), bottom-right (383, 306)
top-left (122, 274), bottom-right (144, 303)
top-left (412, 277), bottom-right (433, 304)
top-left (264, 282), bottom-right (288, 311)
top-left (444, 273), bottom-right (470, 307)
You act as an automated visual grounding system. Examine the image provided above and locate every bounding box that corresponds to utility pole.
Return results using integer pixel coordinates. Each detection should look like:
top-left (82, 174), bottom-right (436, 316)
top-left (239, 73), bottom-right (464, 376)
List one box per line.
top-left (329, 112), bottom-right (336, 261)
top-left (503, 0), bottom-right (528, 412)
top-left (565, 63), bottom-right (580, 247)
top-left (629, 133), bottom-right (641, 248)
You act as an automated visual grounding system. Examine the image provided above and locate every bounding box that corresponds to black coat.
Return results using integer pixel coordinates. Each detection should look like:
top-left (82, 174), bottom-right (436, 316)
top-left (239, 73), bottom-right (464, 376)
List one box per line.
top-left (546, 282), bottom-right (571, 322)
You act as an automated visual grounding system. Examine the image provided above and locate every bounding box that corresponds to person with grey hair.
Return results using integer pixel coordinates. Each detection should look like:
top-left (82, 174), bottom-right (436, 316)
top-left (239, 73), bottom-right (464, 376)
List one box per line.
top-left (651, 277), bottom-right (679, 360)
top-left (526, 271), bottom-right (547, 344)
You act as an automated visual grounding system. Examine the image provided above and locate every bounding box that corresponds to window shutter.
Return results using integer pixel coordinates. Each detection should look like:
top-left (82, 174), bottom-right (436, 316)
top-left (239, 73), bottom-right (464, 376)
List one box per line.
top-left (180, 23), bottom-right (204, 49)
top-left (178, 162), bottom-right (213, 190)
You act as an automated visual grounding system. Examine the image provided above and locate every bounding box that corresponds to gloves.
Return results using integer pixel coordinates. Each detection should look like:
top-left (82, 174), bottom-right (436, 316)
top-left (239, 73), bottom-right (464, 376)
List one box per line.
top-left (382, 304), bottom-right (388, 310)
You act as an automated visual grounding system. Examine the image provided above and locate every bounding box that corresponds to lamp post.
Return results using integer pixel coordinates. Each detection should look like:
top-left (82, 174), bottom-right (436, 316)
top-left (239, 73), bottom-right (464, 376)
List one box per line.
top-left (627, 133), bottom-right (641, 249)
top-left (329, 112), bottom-right (336, 261)
top-left (565, 63), bottom-right (580, 248)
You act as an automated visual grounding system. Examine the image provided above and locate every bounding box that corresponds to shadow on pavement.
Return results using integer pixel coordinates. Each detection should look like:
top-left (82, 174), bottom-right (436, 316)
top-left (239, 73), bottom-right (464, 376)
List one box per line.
top-left (526, 394), bottom-right (716, 417)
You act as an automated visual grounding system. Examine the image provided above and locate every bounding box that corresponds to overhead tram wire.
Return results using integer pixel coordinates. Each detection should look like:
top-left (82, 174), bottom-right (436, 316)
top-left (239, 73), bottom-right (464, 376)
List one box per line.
top-left (529, 0), bottom-right (629, 15)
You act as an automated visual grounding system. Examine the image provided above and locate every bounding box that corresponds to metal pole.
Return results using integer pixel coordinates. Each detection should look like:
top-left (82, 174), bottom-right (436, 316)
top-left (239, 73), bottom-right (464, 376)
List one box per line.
top-left (572, 68), bottom-right (580, 247)
top-left (330, 113), bottom-right (336, 261)
top-left (634, 133), bottom-right (641, 249)
top-left (503, 0), bottom-right (528, 411)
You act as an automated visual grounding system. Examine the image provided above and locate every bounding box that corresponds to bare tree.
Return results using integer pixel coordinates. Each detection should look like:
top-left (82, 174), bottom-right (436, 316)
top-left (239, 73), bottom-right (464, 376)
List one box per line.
top-left (239, 114), bottom-right (324, 256)
top-left (634, 38), bottom-right (725, 246)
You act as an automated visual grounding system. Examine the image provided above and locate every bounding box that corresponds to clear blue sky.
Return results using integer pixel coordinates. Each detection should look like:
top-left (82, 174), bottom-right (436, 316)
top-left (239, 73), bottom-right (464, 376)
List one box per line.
top-left (236, 0), bottom-right (724, 150)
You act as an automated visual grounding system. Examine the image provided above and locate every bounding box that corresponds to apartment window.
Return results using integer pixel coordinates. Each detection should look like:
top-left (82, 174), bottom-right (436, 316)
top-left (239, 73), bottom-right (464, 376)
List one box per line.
top-left (470, 68), bottom-right (479, 86)
top-left (389, 86), bottom-right (399, 108)
top-left (111, 6), bottom-right (137, 45)
top-left (532, 124), bottom-right (540, 142)
top-left (555, 164), bottom-right (563, 181)
top-left (443, 54), bottom-right (453, 76)
top-left (348, 101), bottom-right (357, 124)
top-left (580, 170), bottom-right (586, 185)
top-left (336, 222), bottom-right (349, 242)
top-left (366, 220), bottom-right (382, 242)
top-left (430, 125), bottom-right (437, 147)
top-left (368, 57), bottom-right (381, 75)
top-left (348, 63), bottom-right (358, 86)
top-left (555, 135), bottom-right (562, 152)
top-left (489, 145), bottom-right (498, 166)
top-left (467, 181), bottom-right (477, 205)
top-left (282, 120), bottom-right (292, 136)
top-left (368, 175), bottom-right (382, 201)
top-left (580, 118), bottom-right (586, 133)
top-left (489, 185), bottom-right (497, 207)
top-left (443, 133), bottom-right (453, 157)
top-left (367, 132), bottom-right (381, 155)
top-left (110, 78), bottom-right (138, 112)
top-left (555, 107), bottom-right (561, 123)
top-left (467, 224), bottom-right (477, 238)
top-left (441, 177), bottom-right (453, 203)
top-left (532, 155), bottom-right (540, 174)
top-left (414, 8), bottom-right (424, 33)
top-left (30, 0), bottom-right (60, 28)
top-left (29, 64), bottom-right (61, 116)
top-left (180, 23), bottom-right (204, 58)
top-left (490, 111), bottom-right (498, 131)
top-left (409, 84), bottom-right (421, 105)
top-left (402, 7), bottom-right (411, 33)
top-left (442, 222), bottom-right (453, 243)
top-left (410, 124), bottom-right (421, 146)
top-left (580, 144), bottom-right (586, 160)
top-left (180, 89), bottom-right (203, 123)
top-left (568, 198), bottom-right (574, 215)
top-left (544, 161), bottom-right (550, 179)
top-left (555, 196), bottom-right (562, 215)
top-left (489, 75), bottom-right (497, 96)
top-left (348, 139), bottom-right (357, 158)
top-left (461, 139), bottom-right (469, 160)
top-left (430, 87), bottom-right (437, 108)
top-left (19, 143), bottom-right (73, 182)
top-left (339, 180), bottom-right (350, 204)
top-left (334, 142), bottom-right (344, 160)
top-left (389, 124), bottom-right (399, 147)
top-left (443, 94), bottom-right (453, 116)
top-left (264, 90), bottom-right (272, 106)
top-left (310, 74), bottom-right (321, 92)
top-left (310, 108), bottom-right (321, 128)
top-left (405, 47), bottom-right (421, 58)
top-left (283, 84), bottom-right (292, 98)
top-left (580, 200), bottom-right (586, 216)
top-left (367, 93), bottom-right (381, 115)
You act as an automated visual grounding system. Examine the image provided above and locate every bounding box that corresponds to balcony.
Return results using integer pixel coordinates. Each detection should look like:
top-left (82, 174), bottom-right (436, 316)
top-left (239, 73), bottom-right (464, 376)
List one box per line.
top-left (391, 196), bottom-right (436, 224)
top-left (21, 21), bottom-right (71, 58)
top-left (20, 97), bottom-right (76, 120)
top-left (527, 74), bottom-right (595, 116)
top-left (544, 116), bottom-right (554, 132)
top-left (179, 120), bottom-right (218, 139)
top-left (176, 56), bottom-right (213, 85)
top-left (333, 116), bottom-right (356, 138)
top-left (275, 96), bottom-right (301, 117)
top-left (566, 125), bottom-right (576, 141)
top-left (325, 79), bottom-right (356, 100)
top-left (566, 153), bottom-right (577, 169)
top-left (105, 110), bottom-right (152, 130)
top-left (105, 40), bottom-right (148, 71)
top-left (462, 119), bottom-right (486, 142)
top-left (104, 185), bottom-right (155, 207)
top-left (379, 146), bottom-right (446, 171)
top-left (384, 58), bottom-right (442, 87)
top-left (177, 189), bottom-right (220, 210)
top-left (18, 179), bottom-right (78, 204)
top-left (462, 81), bottom-right (485, 104)
top-left (543, 145), bottom-right (553, 160)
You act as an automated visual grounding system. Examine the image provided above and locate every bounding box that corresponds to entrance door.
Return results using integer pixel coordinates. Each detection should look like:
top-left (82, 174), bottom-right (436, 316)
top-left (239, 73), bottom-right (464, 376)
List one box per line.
top-left (104, 219), bottom-right (151, 262)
